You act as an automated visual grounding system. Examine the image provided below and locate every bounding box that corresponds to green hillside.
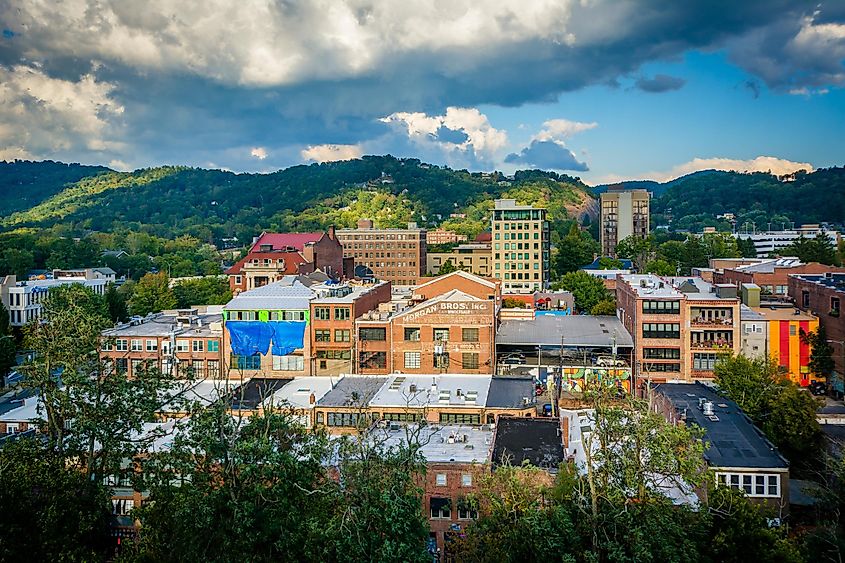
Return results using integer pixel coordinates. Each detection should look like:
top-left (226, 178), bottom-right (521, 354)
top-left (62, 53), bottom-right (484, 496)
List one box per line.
top-left (0, 157), bottom-right (595, 244)
top-left (0, 160), bottom-right (110, 215)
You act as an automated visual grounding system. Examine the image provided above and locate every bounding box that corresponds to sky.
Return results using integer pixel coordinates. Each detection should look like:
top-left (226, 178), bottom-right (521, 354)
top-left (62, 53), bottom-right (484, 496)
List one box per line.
top-left (0, 1), bottom-right (844, 185)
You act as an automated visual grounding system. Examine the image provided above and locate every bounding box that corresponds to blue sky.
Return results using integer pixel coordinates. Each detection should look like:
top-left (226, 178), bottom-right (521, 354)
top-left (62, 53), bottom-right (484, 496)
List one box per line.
top-left (0, 1), bottom-right (843, 184)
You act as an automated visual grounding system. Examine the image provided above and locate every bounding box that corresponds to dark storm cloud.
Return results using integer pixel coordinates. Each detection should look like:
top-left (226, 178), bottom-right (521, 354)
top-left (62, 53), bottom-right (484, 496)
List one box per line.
top-left (505, 141), bottom-right (589, 171)
top-left (0, 1), bottom-right (842, 170)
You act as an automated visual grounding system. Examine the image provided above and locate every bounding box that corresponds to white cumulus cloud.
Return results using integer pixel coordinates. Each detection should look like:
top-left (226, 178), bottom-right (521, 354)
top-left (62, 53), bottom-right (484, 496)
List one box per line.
top-left (250, 147), bottom-right (268, 160)
top-left (301, 144), bottom-right (363, 163)
top-left (648, 156), bottom-right (814, 182)
top-left (534, 119), bottom-right (598, 141)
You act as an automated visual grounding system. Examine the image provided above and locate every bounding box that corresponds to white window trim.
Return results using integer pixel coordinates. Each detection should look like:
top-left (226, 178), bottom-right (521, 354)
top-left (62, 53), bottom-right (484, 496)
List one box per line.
top-left (715, 471), bottom-right (781, 498)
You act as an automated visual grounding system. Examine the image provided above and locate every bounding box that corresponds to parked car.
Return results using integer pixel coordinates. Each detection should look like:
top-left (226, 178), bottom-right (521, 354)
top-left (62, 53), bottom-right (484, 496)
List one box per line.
top-left (596, 356), bottom-right (626, 368)
top-left (542, 403), bottom-right (553, 416)
top-left (501, 356), bottom-right (523, 366)
top-left (809, 381), bottom-right (827, 396)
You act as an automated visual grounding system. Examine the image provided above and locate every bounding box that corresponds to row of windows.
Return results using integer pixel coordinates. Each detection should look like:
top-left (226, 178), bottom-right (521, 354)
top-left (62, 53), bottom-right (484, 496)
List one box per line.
top-left (228, 311), bottom-right (306, 321)
top-left (313, 307), bottom-right (351, 321)
top-left (434, 473), bottom-right (473, 487)
top-left (500, 272), bottom-right (542, 280)
top-left (105, 339), bottom-right (219, 353)
top-left (493, 232), bottom-right (541, 241)
top-left (643, 348), bottom-right (681, 359)
top-left (113, 358), bottom-right (220, 378)
top-left (716, 472), bottom-right (780, 498)
top-left (230, 354), bottom-right (304, 371)
top-left (642, 323), bottom-right (680, 339)
top-left (403, 327), bottom-right (479, 342)
top-left (642, 300), bottom-right (680, 314)
top-left (315, 329), bottom-right (351, 342)
top-left (643, 363), bottom-right (681, 373)
top-left (316, 350), bottom-right (352, 360)
top-left (402, 352), bottom-right (480, 370)
top-left (693, 353), bottom-right (721, 371)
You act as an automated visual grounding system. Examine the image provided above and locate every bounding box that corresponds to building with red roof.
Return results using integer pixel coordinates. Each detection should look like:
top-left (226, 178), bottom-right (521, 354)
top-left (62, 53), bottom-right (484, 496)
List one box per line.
top-left (228, 227), bottom-right (348, 294)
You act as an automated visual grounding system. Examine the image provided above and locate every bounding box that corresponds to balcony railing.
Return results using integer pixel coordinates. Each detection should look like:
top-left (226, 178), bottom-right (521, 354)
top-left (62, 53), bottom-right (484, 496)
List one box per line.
top-left (690, 317), bottom-right (734, 327)
top-left (690, 340), bottom-right (733, 350)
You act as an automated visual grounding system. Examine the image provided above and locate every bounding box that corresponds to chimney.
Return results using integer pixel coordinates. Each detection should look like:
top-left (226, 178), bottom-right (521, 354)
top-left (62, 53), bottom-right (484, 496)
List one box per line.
top-left (309, 393), bottom-right (316, 405)
top-left (328, 225), bottom-right (336, 240)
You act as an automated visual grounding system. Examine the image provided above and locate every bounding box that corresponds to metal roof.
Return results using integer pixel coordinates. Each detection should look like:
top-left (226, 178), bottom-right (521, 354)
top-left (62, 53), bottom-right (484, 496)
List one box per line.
top-left (316, 376), bottom-right (389, 407)
top-left (225, 279), bottom-right (314, 310)
top-left (496, 315), bottom-right (633, 348)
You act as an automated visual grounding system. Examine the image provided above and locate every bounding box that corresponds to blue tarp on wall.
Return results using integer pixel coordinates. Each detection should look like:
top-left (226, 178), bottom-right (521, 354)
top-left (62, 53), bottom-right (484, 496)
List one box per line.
top-left (268, 321), bottom-right (306, 356)
top-left (226, 321), bottom-right (273, 356)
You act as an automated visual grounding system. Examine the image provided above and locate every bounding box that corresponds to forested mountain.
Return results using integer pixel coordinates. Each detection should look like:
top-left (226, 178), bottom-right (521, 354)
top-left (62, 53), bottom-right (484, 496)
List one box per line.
top-left (0, 157), bottom-right (595, 245)
top-left (0, 161), bottom-right (110, 215)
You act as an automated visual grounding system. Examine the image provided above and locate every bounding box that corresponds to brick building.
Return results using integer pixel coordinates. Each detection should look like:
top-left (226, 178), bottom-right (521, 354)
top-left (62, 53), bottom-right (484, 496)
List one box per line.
top-left (427, 228), bottom-right (467, 245)
top-left (309, 280), bottom-right (392, 375)
top-left (335, 219), bottom-right (426, 285)
top-left (714, 258), bottom-right (845, 301)
top-left (227, 228), bottom-right (347, 294)
top-left (356, 290), bottom-right (496, 375)
top-left (790, 273), bottom-right (845, 380)
top-left (617, 275), bottom-right (740, 386)
top-left (100, 308), bottom-right (224, 379)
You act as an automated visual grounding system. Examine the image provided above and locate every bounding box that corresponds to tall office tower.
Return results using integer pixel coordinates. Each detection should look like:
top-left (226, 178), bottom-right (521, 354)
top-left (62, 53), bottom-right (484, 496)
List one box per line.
top-left (600, 188), bottom-right (650, 257)
top-left (491, 199), bottom-right (550, 294)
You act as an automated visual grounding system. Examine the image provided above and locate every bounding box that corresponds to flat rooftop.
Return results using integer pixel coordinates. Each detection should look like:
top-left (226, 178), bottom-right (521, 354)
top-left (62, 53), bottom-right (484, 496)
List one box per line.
top-left (496, 315), bottom-right (633, 349)
top-left (265, 377), bottom-right (338, 410)
top-left (368, 374), bottom-right (492, 409)
top-left (751, 306), bottom-right (816, 321)
top-left (492, 417), bottom-right (564, 470)
top-left (225, 279), bottom-right (314, 310)
top-left (373, 424), bottom-right (493, 464)
top-left (311, 281), bottom-right (388, 304)
top-left (655, 382), bottom-right (788, 470)
top-left (102, 312), bottom-right (222, 338)
top-left (231, 378), bottom-right (293, 410)
top-left (316, 376), bottom-right (389, 408)
top-left (792, 273), bottom-right (845, 293)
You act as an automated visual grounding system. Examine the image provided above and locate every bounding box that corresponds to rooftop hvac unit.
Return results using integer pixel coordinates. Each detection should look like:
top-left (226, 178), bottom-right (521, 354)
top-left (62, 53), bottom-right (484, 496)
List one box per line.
top-left (702, 401), bottom-right (714, 416)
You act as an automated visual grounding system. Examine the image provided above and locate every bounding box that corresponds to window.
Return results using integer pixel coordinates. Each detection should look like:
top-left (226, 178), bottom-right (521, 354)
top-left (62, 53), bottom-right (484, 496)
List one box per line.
top-left (461, 474), bottom-right (472, 487)
top-left (314, 307), bottom-right (331, 321)
top-left (146, 339), bottom-right (158, 352)
top-left (191, 360), bottom-right (204, 377)
top-left (192, 340), bottom-right (204, 353)
top-left (176, 340), bottom-right (189, 352)
top-left (802, 290), bottom-right (810, 308)
top-left (5, 423), bottom-right (19, 434)
top-left (404, 327), bottom-right (421, 341)
top-left (333, 329), bottom-right (351, 343)
top-left (116, 339), bottom-right (128, 351)
top-left (404, 351), bottom-right (421, 369)
top-left (317, 350), bottom-right (351, 360)
top-left (116, 358), bottom-right (128, 374)
top-left (207, 360), bottom-right (220, 378)
top-left (360, 327), bottom-right (386, 341)
top-left (440, 413), bottom-right (480, 424)
top-left (273, 355), bottom-right (305, 371)
top-left (334, 307), bottom-right (351, 321)
top-left (130, 339), bottom-right (142, 351)
top-left (693, 353), bottom-right (718, 371)
top-left (462, 328), bottom-right (479, 342)
top-left (716, 472), bottom-right (780, 498)
top-left (433, 328), bottom-right (450, 341)
top-left (383, 412), bottom-right (421, 422)
top-left (436, 473), bottom-right (447, 486)
top-left (327, 412), bottom-right (363, 427)
top-left (231, 354), bottom-right (261, 370)
top-left (642, 323), bottom-right (680, 339)
top-left (359, 351), bottom-right (387, 369)
top-left (462, 352), bottom-right (479, 369)
top-left (101, 340), bottom-right (113, 351)
top-left (430, 497), bottom-right (451, 519)
top-left (207, 340), bottom-right (219, 353)
top-left (643, 363), bottom-right (681, 373)
top-left (789, 325), bottom-right (797, 336)
top-left (642, 300), bottom-right (680, 314)
top-left (643, 348), bottom-right (681, 360)
top-left (315, 330), bottom-right (331, 342)
top-left (832, 297), bottom-right (841, 315)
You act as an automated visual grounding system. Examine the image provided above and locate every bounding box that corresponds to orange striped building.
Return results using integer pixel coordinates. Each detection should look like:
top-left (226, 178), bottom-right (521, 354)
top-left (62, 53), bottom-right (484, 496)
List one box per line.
top-left (752, 307), bottom-right (819, 386)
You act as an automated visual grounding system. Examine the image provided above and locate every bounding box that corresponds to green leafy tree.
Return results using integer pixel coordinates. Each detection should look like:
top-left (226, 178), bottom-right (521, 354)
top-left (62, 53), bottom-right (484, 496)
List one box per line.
top-left (590, 299), bottom-right (617, 316)
top-left (782, 235), bottom-right (840, 266)
top-left (597, 257), bottom-right (624, 270)
top-left (737, 237), bottom-right (758, 258)
top-left (0, 248), bottom-right (35, 277)
top-left (715, 355), bottom-right (824, 475)
top-left (172, 276), bottom-right (232, 308)
top-left (554, 223), bottom-right (600, 276)
top-left (129, 272), bottom-right (177, 316)
top-left (104, 283), bottom-right (129, 322)
top-left (801, 325), bottom-right (835, 384)
top-left (0, 302), bottom-right (16, 386)
top-left (615, 235), bottom-right (654, 272)
top-left (556, 271), bottom-right (612, 313)
top-left (0, 438), bottom-right (113, 562)
top-left (438, 258), bottom-right (458, 275)
top-left (502, 297), bottom-right (527, 309)
top-left (645, 259), bottom-right (677, 276)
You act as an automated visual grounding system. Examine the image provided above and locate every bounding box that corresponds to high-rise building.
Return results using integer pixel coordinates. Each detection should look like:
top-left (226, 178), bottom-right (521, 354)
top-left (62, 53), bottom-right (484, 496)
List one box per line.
top-left (336, 219), bottom-right (426, 286)
top-left (600, 188), bottom-right (650, 257)
top-left (490, 199), bottom-right (550, 294)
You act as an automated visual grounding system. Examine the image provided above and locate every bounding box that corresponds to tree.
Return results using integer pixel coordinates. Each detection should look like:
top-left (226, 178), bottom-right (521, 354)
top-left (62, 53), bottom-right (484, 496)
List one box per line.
top-left (615, 235), bottom-right (654, 272)
top-left (802, 325), bottom-right (835, 384)
top-left (553, 223), bottom-right (600, 276)
top-left (129, 272), bottom-right (177, 316)
top-left (715, 355), bottom-right (824, 475)
top-left (590, 299), bottom-right (617, 316)
top-left (0, 248), bottom-right (35, 278)
top-left (0, 302), bottom-right (16, 386)
top-left (556, 271), bottom-right (612, 313)
top-left (104, 283), bottom-right (129, 323)
top-left (0, 438), bottom-right (113, 561)
top-left (172, 276), bottom-right (232, 308)
top-left (737, 237), bottom-right (757, 258)
top-left (438, 259), bottom-right (458, 275)
top-left (782, 235), bottom-right (840, 266)
top-left (597, 257), bottom-right (624, 270)
top-left (645, 259), bottom-right (677, 276)
top-left (502, 297), bottom-right (527, 309)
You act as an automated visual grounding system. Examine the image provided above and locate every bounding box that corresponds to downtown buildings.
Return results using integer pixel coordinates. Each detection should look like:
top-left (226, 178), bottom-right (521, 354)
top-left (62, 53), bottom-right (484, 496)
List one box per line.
top-left (335, 219), bottom-right (427, 285)
top-left (490, 199), bottom-right (550, 294)
top-left (599, 187), bottom-right (650, 258)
